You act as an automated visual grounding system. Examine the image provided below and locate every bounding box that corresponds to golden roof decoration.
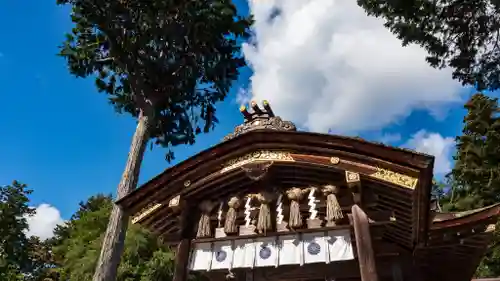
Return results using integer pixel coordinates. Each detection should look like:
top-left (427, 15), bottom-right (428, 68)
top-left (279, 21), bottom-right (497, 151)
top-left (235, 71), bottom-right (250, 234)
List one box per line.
top-left (223, 100), bottom-right (297, 141)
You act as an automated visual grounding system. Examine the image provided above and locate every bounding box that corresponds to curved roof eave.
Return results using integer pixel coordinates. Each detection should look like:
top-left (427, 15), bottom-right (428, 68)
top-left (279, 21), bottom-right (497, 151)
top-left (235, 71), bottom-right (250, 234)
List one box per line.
top-left (431, 203), bottom-right (500, 230)
top-left (116, 130), bottom-right (435, 207)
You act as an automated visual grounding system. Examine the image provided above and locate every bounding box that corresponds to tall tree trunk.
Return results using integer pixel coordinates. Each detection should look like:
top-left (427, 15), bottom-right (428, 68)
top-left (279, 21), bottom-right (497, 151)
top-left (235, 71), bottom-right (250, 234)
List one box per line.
top-left (92, 109), bottom-right (151, 281)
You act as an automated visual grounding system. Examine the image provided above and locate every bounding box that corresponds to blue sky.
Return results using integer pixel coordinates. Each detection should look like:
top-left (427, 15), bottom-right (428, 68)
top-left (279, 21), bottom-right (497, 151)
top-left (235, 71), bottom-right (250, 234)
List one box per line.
top-left (0, 0), bottom-right (492, 233)
top-left (0, 1), bottom-right (249, 217)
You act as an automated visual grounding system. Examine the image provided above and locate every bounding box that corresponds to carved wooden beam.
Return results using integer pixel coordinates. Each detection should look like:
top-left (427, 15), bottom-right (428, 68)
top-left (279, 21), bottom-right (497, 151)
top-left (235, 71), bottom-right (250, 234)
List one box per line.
top-left (240, 161), bottom-right (273, 181)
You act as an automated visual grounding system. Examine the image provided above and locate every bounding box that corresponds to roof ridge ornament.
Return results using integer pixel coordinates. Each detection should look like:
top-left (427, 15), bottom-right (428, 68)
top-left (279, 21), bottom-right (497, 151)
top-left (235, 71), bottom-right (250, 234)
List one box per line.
top-left (223, 100), bottom-right (297, 141)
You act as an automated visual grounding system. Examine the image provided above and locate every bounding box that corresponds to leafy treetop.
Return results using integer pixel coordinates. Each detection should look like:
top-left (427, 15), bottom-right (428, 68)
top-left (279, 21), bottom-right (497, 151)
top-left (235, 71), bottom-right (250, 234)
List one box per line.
top-left (447, 93), bottom-right (500, 210)
top-left (436, 93), bottom-right (500, 277)
top-left (50, 193), bottom-right (194, 281)
top-left (57, 0), bottom-right (251, 161)
top-left (0, 181), bottom-right (35, 280)
top-left (357, 0), bottom-right (500, 91)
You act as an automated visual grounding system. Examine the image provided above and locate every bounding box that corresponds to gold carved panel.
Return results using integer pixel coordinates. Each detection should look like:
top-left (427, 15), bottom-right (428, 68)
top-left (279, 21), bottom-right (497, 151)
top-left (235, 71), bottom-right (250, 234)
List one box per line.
top-left (220, 150), bottom-right (418, 189)
top-left (131, 203), bottom-right (162, 224)
top-left (369, 167), bottom-right (418, 190)
top-left (221, 150), bottom-right (295, 173)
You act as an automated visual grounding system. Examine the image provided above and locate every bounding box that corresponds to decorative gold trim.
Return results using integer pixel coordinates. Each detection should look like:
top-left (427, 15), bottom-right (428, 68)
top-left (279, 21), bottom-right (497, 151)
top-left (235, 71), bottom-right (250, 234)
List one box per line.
top-left (240, 161), bottom-right (273, 181)
top-left (486, 224), bottom-right (496, 233)
top-left (222, 151), bottom-right (417, 189)
top-left (330, 157), bottom-right (340, 164)
top-left (132, 203), bottom-right (162, 224)
top-left (221, 150), bottom-right (294, 173)
top-left (168, 195), bottom-right (181, 208)
top-left (345, 171), bottom-right (360, 183)
top-left (369, 167), bottom-right (418, 190)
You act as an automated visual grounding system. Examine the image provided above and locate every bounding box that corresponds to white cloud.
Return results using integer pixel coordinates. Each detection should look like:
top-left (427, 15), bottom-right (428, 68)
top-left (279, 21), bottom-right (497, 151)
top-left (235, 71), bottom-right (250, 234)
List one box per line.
top-left (243, 0), bottom-right (463, 134)
top-left (404, 130), bottom-right (455, 174)
top-left (236, 87), bottom-right (252, 106)
top-left (378, 133), bottom-right (402, 145)
top-left (25, 204), bottom-right (65, 240)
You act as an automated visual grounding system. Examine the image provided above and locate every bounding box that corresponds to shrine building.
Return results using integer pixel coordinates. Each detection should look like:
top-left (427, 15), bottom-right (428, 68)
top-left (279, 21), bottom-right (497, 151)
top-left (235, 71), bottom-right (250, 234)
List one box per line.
top-left (117, 101), bottom-right (500, 281)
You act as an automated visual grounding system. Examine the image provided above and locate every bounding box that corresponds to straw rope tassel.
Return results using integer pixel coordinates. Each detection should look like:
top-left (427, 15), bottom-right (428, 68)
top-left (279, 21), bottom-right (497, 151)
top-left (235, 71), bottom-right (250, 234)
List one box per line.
top-left (256, 192), bottom-right (273, 233)
top-left (224, 196), bottom-right (240, 234)
top-left (322, 185), bottom-right (343, 226)
top-left (286, 187), bottom-right (304, 229)
top-left (197, 200), bottom-right (215, 238)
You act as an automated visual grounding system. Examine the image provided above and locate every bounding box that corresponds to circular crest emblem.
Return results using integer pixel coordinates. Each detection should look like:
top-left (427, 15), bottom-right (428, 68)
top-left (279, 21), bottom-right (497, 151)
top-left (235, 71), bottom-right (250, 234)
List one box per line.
top-left (215, 250), bottom-right (227, 262)
top-left (259, 246), bottom-right (272, 260)
top-left (330, 157), bottom-right (340, 164)
top-left (307, 242), bottom-right (321, 255)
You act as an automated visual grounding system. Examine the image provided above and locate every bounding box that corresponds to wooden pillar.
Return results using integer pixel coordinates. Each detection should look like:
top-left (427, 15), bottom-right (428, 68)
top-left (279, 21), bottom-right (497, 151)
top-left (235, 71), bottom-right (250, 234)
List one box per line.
top-left (392, 260), bottom-right (403, 281)
top-left (173, 207), bottom-right (194, 281)
top-left (352, 204), bottom-right (378, 281)
top-left (245, 270), bottom-right (254, 281)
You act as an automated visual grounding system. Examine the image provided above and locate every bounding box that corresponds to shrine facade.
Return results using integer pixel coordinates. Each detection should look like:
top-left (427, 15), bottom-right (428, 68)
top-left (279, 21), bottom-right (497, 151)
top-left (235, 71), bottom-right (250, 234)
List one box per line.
top-left (117, 101), bottom-right (500, 281)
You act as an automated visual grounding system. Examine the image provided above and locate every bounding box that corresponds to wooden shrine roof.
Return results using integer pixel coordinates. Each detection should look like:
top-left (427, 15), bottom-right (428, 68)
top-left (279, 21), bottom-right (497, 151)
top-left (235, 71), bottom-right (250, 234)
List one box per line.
top-left (431, 203), bottom-right (500, 223)
top-left (114, 100), bottom-right (500, 281)
top-left (117, 130), bottom-right (435, 211)
top-left (117, 100), bottom-right (434, 217)
top-left (428, 203), bottom-right (500, 241)
top-left (116, 129), bottom-right (435, 246)
top-left (414, 204), bottom-right (500, 281)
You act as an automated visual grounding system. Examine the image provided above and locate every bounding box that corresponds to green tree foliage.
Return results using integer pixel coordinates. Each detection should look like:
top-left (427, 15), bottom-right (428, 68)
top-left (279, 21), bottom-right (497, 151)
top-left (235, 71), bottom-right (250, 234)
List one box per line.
top-left (57, 0), bottom-right (251, 160)
top-left (431, 179), bottom-right (446, 201)
top-left (48, 194), bottom-right (115, 252)
top-left (447, 93), bottom-right (500, 211)
top-left (0, 181), bottom-right (57, 281)
top-left (0, 183), bottom-right (186, 281)
top-left (56, 1), bottom-right (251, 278)
top-left (357, 0), bottom-right (500, 91)
top-left (438, 93), bottom-right (500, 277)
top-left (0, 181), bottom-right (35, 280)
top-left (26, 236), bottom-right (58, 281)
top-left (432, 179), bottom-right (454, 212)
top-left (51, 194), bottom-right (178, 281)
